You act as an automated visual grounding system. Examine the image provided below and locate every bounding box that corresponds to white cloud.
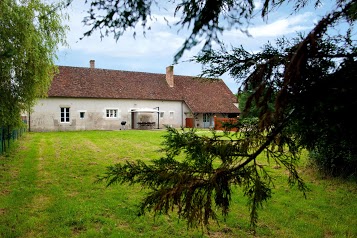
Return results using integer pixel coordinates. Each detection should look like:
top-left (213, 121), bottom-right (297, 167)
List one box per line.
top-left (220, 11), bottom-right (315, 53)
top-left (254, 0), bottom-right (262, 11)
top-left (67, 30), bottom-right (185, 59)
top-left (225, 12), bottom-right (313, 39)
top-left (59, 4), bottom-right (186, 59)
top-left (250, 12), bottom-right (313, 37)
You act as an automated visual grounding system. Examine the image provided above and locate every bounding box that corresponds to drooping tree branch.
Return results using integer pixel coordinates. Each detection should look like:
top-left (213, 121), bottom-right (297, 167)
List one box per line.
top-left (94, 0), bottom-right (356, 233)
top-left (97, 106), bottom-right (307, 230)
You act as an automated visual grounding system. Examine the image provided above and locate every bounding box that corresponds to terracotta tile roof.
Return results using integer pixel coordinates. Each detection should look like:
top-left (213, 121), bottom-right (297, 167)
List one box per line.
top-left (48, 66), bottom-right (240, 114)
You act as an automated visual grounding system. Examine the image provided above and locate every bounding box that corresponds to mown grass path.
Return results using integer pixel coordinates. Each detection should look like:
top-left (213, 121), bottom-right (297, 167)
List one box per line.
top-left (0, 130), bottom-right (356, 237)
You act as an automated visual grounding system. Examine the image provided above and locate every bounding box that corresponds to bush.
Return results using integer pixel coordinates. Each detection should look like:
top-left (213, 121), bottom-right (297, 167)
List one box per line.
top-left (309, 141), bottom-right (357, 180)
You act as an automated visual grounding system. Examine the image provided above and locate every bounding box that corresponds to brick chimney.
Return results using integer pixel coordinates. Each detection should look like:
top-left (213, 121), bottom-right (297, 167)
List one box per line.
top-left (166, 65), bottom-right (174, 87)
top-left (90, 60), bottom-right (95, 69)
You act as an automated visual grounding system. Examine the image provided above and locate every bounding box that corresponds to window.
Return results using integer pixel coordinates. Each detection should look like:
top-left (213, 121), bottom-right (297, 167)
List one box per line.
top-left (60, 107), bottom-right (70, 122)
top-left (106, 109), bottom-right (118, 118)
top-left (169, 111), bottom-right (174, 119)
top-left (160, 112), bottom-right (164, 118)
top-left (79, 112), bottom-right (85, 119)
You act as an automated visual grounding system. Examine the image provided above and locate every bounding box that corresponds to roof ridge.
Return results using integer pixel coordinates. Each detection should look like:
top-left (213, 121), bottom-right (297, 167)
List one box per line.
top-left (56, 65), bottom-right (200, 78)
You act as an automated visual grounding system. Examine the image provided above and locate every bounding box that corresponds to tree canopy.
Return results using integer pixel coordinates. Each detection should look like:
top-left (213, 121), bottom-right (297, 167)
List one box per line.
top-left (0, 0), bottom-right (67, 128)
top-left (79, 0), bottom-right (357, 231)
top-left (194, 1), bottom-right (357, 177)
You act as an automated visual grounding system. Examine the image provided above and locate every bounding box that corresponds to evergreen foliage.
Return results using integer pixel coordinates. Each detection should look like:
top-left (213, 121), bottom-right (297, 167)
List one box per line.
top-left (82, 0), bottom-right (357, 231)
top-left (292, 59), bottom-right (357, 178)
top-left (98, 124), bottom-right (307, 229)
top-left (195, 1), bottom-right (356, 178)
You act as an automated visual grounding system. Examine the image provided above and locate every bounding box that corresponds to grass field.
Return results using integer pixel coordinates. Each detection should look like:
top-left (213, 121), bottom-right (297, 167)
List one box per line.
top-left (0, 130), bottom-right (356, 238)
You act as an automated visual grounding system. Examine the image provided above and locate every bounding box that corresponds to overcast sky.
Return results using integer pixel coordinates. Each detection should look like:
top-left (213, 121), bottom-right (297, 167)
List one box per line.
top-left (55, 0), bottom-right (336, 94)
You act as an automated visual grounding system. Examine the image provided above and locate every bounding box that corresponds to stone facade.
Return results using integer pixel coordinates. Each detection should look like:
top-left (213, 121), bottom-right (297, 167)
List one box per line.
top-left (31, 98), bottom-right (191, 131)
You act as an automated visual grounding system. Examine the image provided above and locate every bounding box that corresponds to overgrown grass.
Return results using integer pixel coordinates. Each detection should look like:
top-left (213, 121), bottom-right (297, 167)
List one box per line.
top-left (0, 130), bottom-right (356, 237)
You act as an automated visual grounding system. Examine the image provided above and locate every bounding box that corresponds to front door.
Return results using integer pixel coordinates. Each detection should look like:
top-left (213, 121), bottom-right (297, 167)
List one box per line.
top-left (203, 113), bottom-right (211, 128)
top-left (131, 111), bottom-right (135, 129)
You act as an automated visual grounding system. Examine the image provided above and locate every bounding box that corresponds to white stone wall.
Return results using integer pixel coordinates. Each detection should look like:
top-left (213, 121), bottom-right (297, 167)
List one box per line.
top-left (30, 98), bottom-right (191, 132)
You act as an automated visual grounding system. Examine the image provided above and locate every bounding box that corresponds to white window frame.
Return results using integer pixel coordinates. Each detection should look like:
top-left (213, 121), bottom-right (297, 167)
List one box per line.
top-left (169, 111), bottom-right (174, 119)
top-left (106, 109), bottom-right (118, 118)
top-left (60, 107), bottom-right (70, 123)
top-left (160, 112), bottom-right (164, 118)
top-left (79, 111), bottom-right (85, 119)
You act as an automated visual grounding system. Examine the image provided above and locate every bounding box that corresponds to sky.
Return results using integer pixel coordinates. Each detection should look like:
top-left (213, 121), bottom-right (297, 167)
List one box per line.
top-left (55, 0), bottom-right (337, 94)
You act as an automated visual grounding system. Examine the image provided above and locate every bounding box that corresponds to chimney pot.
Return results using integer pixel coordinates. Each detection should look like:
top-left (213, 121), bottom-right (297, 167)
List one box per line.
top-left (166, 65), bottom-right (174, 87)
top-left (90, 60), bottom-right (95, 69)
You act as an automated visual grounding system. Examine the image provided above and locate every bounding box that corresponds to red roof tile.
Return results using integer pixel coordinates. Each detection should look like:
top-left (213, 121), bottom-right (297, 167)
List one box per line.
top-left (48, 66), bottom-right (240, 114)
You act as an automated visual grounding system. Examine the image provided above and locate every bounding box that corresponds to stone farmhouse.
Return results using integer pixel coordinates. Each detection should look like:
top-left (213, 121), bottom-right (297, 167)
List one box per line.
top-left (29, 60), bottom-right (240, 131)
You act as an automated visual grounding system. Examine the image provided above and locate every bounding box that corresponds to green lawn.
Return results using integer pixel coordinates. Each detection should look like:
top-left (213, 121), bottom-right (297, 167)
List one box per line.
top-left (0, 130), bottom-right (356, 238)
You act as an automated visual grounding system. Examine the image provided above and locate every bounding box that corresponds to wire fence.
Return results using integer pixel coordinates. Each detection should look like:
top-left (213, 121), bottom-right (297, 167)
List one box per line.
top-left (0, 125), bottom-right (27, 155)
